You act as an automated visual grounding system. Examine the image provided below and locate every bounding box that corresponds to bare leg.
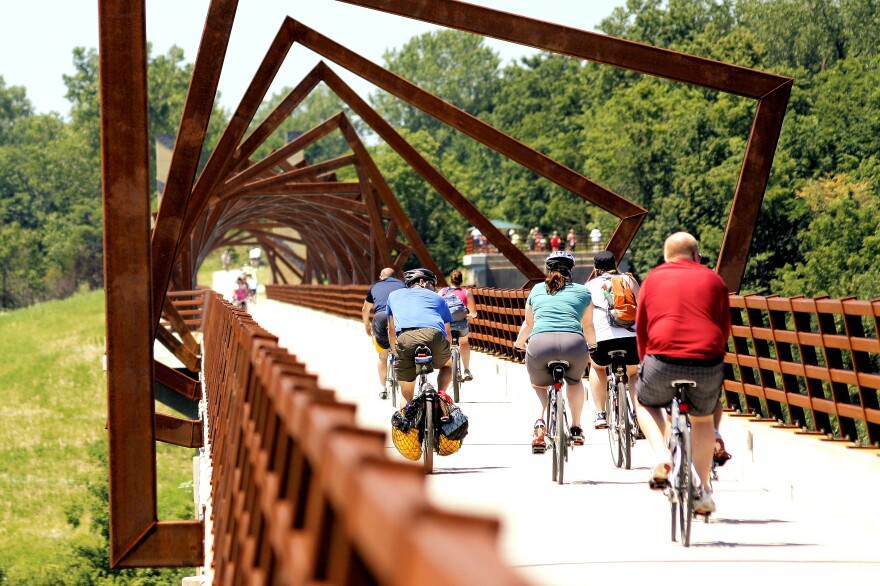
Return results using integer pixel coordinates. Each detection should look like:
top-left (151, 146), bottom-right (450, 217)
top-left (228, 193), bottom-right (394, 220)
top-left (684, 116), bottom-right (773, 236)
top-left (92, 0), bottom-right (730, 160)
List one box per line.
top-left (566, 380), bottom-right (585, 427)
top-left (691, 415), bottom-right (716, 490)
top-left (460, 335), bottom-right (472, 370)
top-left (436, 362), bottom-right (453, 392)
top-left (377, 350), bottom-right (388, 387)
top-left (532, 385), bottom-right (549, 421)
top-left (589, 361), bottom-right (607, 414)
top-left (626, 364), bottom-right (639, 406)
top-left (400, 380), bottom-right (416, 403)
top-left (713, 401), bottom-right (723, 432)
top-left (636, 403), bottom-right (670, 462)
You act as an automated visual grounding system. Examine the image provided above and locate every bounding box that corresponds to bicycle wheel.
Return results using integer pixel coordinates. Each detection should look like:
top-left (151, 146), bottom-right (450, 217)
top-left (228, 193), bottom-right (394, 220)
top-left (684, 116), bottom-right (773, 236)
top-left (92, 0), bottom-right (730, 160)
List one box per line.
top-left (669, 434), bottom-right (680, 543)
top-left (549, 394), bottom-right (558, 482)
top-left (618, 382), bottom-right (633, 470)
top-left (452, 349), bottom-right (461, 403)
top-left (555, 393), bottom-right (566, 485)
top-left (423, 398), bottom-right (434, 474)
top-left (606, 382), bottom-right (623, 468)
top-left (680, 423), bottom-right (694, 547)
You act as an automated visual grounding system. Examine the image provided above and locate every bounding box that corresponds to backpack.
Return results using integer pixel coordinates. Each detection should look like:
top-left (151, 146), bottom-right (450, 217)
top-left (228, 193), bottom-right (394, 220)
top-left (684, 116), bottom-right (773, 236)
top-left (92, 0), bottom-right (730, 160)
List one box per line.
top-left (440, 287), bottom-right (468, 321)
top-left (601, 274), bottom-right (637, 330)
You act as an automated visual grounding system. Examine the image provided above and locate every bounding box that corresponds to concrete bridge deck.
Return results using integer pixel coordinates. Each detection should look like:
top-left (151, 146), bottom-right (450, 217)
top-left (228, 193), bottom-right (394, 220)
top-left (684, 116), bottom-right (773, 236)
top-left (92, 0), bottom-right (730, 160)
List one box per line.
top-left (245, 299), bottom-right (880, 584)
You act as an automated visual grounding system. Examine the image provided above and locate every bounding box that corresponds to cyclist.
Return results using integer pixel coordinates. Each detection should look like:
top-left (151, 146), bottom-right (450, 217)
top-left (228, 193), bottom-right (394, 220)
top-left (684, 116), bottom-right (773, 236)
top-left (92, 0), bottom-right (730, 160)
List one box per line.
top-left (635, 232), bottom-right (730, 515)
top-left (438, 269), bottom-right (478, 381)
top-left (386, 268), bottom-right (453, 404)
top-left (362, 267), bottom-right (406, 399)
top-left (514, 251), bottom-right (596, 450)
top-left (585, 251), bottom-right (641, 429)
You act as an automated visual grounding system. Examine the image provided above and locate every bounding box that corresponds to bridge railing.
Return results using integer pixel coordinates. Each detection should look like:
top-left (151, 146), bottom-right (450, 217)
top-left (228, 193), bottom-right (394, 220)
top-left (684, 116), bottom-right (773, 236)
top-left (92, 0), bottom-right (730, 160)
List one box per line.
top-left (266, 284), bottom-right (880, 450)
top-left (201, 291), bottom-right (528, 584)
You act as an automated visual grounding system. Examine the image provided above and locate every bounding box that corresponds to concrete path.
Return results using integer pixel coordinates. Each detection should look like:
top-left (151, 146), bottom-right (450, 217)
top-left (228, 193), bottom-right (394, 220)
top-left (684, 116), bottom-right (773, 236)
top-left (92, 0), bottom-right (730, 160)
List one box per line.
top-left (246, 300), bottom-right (880, 584)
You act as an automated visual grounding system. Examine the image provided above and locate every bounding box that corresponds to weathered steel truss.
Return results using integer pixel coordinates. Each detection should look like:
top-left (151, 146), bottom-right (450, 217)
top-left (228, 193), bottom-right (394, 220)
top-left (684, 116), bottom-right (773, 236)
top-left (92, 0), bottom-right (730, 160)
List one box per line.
top-left (98, 0), bottom-right (791, 568)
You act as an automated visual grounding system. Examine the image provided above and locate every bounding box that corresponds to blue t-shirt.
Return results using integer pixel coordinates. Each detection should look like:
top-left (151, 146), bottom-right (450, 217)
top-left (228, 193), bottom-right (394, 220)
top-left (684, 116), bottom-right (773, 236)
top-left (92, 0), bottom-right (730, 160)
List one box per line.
top-left (527, 281), bottom-right (592, 337)
top-left (365, 277), bottom-right (405, 313)
top-left (387, 288), bottom-right (453, 336)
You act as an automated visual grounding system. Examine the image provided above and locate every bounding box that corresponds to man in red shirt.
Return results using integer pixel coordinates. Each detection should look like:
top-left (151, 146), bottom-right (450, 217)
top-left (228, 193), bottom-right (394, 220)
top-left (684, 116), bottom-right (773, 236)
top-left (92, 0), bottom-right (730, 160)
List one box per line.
top-left (635, 232), bottom-right (730, 515)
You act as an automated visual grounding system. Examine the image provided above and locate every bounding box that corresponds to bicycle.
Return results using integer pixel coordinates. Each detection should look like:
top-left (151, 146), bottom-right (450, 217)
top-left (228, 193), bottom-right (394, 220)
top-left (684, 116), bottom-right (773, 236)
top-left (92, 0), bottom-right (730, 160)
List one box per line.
top-left (385, 352), bottom-right (400, 407)
top-left (658, 379), bottom-right (710, 547)
top-left (450, 331), bottom-right (463, 403)
top-left (605, 349), bottom-right (638, 469)
top-left (545, 360), bottom-right (572, 485)
top-left (413, 345), bottom-right (441, 474)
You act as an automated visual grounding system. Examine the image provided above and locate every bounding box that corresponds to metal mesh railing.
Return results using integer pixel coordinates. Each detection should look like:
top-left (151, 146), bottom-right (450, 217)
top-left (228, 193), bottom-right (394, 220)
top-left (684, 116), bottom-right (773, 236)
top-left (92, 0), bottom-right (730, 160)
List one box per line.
top-left (201, 291), bottom-right (528, 584)
top-left (267, 284), bottom-right (880, 451)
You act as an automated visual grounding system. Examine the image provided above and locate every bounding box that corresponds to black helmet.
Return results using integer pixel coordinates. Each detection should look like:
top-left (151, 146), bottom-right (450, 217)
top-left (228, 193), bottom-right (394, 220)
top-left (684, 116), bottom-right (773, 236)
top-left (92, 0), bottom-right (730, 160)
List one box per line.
top-left (404, 268), bottom-right (437, 287)
top-left (545, 250), bottom-right (575, 272)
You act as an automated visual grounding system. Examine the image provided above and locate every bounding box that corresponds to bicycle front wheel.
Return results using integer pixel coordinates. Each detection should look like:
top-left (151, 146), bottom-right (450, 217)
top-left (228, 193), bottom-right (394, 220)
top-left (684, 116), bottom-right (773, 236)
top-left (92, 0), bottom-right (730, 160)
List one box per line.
top-left (452, 349), bottom-right (461, 403)
top-left (680, 423), bottom-right (694, 547)
top-left (555, 394), bottom-right (566, 485)
top-left (618, 383), bottom-right (633, 470)
top-left (423, 398), bottom-right (435, 474)
top-left (606, 383), bottom-right (623, 468)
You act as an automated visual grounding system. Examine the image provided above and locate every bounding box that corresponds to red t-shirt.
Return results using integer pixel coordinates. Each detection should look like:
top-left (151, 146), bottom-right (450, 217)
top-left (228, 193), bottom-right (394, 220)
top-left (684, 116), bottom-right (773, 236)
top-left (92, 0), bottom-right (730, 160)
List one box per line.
top-left (635, 260), bottom-right (731, 360)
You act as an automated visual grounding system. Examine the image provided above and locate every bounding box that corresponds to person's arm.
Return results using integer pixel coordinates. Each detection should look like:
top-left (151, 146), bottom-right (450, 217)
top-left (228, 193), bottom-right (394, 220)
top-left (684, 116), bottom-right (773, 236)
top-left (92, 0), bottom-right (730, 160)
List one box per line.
top-left (626, 272), bottom-right (641, 300)
top-left (387, 315), bottom-right (397, 355)
top-left (361, 301), bottom-right (373, 336)
top-left (466, 288), bottom-right (477, 318)
top-left (581, 304), bottom-right (597, 352)
top-left (514, 304), bottom-right (535, 349)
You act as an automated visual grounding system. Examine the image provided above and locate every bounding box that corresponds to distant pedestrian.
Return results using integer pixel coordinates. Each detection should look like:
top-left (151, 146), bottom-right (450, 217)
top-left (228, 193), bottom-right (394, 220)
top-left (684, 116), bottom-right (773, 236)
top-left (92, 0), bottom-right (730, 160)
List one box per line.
top-left (221, 249), bottom-right (231, 271)
top-left (550, 231), bottom-right (561, 252)
top-left (567, 229), bottom-right (578, 251)
top-left (590, 228), bottom-right (602, 251)
top-left (527, 229), bottom-right (536, 251)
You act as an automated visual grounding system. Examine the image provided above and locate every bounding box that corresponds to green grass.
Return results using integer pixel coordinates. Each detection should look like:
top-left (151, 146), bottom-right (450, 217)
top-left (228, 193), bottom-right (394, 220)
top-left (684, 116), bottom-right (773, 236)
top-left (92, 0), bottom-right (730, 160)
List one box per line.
top-left (0, 290), bottom-right (196, 583)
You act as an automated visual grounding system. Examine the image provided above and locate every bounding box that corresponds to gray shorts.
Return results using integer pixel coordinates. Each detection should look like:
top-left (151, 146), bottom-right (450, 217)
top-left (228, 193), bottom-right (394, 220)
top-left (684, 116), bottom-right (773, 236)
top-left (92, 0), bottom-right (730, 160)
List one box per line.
top-left (637, 354), bottom-right (723, 417)
top-left (525, 332), bottom-right (589, 387)
top-left (394, 327), bottom-right (451, 383)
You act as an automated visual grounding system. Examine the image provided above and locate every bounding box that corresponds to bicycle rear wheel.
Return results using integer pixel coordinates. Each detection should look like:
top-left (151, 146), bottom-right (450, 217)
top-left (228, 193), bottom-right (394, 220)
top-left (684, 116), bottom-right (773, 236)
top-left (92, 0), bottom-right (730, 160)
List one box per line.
top-left (680, 423), bottom-right (694, 547)
top-left (618, 383), bottom-right (633, 469)
top-left (423, 398), bottom-right (434, 474)
top-left (548, 395), bottom-right (558, 482)
top-left (555, 394), bottom-right (566, 485)
top-left (606, 382), bottom-right (623, 468)
top-left (452, 349), bottom-right (461, 403)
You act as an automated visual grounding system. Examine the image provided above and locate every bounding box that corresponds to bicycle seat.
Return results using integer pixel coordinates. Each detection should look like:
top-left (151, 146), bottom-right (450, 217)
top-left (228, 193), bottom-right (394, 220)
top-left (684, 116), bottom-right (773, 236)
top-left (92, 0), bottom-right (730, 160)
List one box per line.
top-left (546, 360), bottom-right (570, 371)
top-left (451, 330), bottom-right (461, 343)
top-left (608, 349), bottom-right (627, 358)
top-left (671, 380), bottom-right (697, 387)
top-left (414, 345), bottom-right (433, 364)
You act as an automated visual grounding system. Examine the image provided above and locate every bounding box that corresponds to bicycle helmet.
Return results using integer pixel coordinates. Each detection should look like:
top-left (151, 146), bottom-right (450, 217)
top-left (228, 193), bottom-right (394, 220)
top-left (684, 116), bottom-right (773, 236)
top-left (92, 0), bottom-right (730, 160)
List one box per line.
top-left (403, 267), bottom-right (437, 287)
top-left (545, 250), bottom-right (575, 272)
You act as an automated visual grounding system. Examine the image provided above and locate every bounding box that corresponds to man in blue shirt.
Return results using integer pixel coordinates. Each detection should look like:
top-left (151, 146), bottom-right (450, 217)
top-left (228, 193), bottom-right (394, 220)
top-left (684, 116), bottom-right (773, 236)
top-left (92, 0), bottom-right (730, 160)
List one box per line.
top-left (362, 267), bottom-right (406, 398)
top-left (386, 268), bottom-right (453, 403)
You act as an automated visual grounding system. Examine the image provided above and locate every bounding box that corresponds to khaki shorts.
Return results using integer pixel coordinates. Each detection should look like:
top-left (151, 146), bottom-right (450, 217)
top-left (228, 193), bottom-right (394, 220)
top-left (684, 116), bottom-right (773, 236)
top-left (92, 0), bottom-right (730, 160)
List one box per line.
top-left (394, 328), bottom-right (451, 383)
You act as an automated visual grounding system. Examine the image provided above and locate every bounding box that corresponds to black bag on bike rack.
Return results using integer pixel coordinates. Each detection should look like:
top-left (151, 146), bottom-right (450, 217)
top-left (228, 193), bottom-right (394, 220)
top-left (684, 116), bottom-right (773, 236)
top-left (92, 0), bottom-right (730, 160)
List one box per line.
top-left (440, 403), bottom-right (469, 441)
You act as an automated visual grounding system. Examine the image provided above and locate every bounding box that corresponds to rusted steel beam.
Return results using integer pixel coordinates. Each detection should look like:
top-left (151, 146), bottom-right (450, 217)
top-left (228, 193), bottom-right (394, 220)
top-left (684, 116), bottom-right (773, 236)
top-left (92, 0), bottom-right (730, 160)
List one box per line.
top-left (229, 182), bottom-right (364, 197)
top-left (155, 413), bottom-right (204, 448)
top-left (154, 360), bottom-right (200, 401)
top-left (227, 154), bottom-right (357, 196)
top-left (156, 325), bottom-right (201, 372)
top-left (321, 64), bottom-right (543, 283)
top-left (151, 0), bottom-right (238, 336)
top-left (161, 296), bottom-right (199, 354)
top-left (98, 0), bottom-right (162, 569)
top-left (337, 0), bottom-right (790, 98)
top-left (114, 521), bottom-right (203, 568)
top-left (717, 81), bottom-right (793, 291)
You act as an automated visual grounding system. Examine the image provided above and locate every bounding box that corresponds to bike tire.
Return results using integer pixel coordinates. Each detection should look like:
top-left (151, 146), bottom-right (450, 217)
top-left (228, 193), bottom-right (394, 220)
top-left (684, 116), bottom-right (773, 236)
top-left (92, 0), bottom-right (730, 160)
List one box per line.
top-left (555, 393), bottom-right (566, 485)
top-left (619, 382), bottom-right (633, 470)
top-left (669, 429), bottom-right (681, 543)
top-left (549, 396), bottom-right (558, 482)
top-left (680, 423), bottom-right (694, 547)
top-left (452, 349), bottom-right (461, 403)
top-left (606, 383), bottom-right (623, 468)
top-left (424, 398), bottom-right (434, 474)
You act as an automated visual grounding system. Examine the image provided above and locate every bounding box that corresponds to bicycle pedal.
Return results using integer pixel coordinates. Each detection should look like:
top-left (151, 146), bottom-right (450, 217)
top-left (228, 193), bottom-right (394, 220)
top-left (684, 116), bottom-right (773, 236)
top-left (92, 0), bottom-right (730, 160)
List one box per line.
top-left (648, 478), bottom-right (669, 490)
top-left (531, 445), bottom-right (546, 454)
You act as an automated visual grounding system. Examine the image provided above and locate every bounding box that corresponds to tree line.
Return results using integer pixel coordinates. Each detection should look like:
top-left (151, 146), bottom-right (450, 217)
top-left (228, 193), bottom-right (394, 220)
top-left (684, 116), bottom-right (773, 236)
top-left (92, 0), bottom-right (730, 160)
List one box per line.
top-left (1, 0), bottom-right (878, 310)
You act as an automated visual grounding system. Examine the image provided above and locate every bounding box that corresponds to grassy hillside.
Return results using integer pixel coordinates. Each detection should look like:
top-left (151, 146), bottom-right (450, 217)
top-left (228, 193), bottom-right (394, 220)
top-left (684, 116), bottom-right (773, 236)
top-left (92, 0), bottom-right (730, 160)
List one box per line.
top-left (0, 290), bottom-right (195, 583)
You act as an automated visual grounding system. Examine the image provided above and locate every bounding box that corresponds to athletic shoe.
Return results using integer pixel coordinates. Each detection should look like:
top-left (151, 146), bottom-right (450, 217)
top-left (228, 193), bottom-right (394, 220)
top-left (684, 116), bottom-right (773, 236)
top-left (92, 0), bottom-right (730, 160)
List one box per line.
top-left (714, 437), bottom-right (733, 466)
top-left (570, 426), bottom-right (585, 446)
top-left (594, 411), bottom-right (608, 429)
top-left (694, 489), bottom-right (716, 514)
top-left (532, 419), bottom-right (546, 453)
top-left (462, 369), bottom-right (474, 381)
top-left (649, 459), bottom-right (672, 489)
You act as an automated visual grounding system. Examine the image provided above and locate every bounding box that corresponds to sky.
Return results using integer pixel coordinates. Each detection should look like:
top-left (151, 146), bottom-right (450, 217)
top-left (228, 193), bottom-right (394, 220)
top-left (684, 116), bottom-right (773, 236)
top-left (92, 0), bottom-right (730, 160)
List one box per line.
top-left (0, 1), bottom-right (625, 117)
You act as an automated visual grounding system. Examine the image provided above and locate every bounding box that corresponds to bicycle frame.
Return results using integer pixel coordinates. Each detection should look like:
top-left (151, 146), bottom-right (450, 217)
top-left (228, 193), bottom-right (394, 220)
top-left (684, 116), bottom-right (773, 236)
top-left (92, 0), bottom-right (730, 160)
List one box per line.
top-left (668, 379), bottom-right (699, 547)
top-left (546, 361), bottom-right (571, 485)
top-left (414, 346), bottom-right (438, 474)
top-left (450, 331), bottom-right (463, 403)
top-left (606, 349), bottom-right (635, 469)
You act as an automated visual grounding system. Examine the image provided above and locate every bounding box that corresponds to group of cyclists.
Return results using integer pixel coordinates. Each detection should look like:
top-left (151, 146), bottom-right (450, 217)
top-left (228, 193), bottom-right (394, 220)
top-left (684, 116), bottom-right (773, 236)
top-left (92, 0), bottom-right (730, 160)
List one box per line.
top-left (362, 231), bottom-right (732, 516)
